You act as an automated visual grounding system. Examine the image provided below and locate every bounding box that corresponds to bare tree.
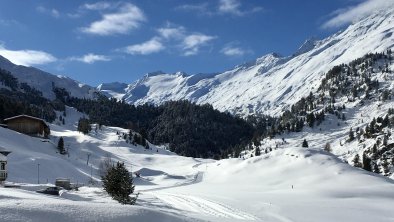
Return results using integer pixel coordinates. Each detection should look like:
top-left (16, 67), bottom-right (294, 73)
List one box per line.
top-left (324, 142), bottom-right (332, 153)
top-left (98, 154), bottom-right (113, 178)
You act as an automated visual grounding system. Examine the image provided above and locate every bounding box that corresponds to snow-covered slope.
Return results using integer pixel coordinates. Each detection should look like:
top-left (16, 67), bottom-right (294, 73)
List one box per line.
top-left (1, 112), bottom-right (394, 221)
top-left (97, 82), bottom-right (128, 100)
top-left (0, 56), bottom-right (97, 99)
top-left (119, 8), bottom-right (394, 116)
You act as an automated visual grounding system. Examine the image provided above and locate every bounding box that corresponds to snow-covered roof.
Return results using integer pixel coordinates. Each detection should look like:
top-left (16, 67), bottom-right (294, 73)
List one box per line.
top-left (0, 153), bottom-right (6, 161)
top-left (4, 115), bottom-right (48, 127)
top-left (0, 146), bottom-right (11, 157)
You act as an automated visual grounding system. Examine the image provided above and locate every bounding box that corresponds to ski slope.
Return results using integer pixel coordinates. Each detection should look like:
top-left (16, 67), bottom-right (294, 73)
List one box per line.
top-left (1, 106), bottom-right (394, 221)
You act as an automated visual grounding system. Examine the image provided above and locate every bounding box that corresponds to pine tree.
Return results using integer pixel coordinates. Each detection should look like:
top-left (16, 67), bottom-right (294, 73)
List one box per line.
top-left (371, 143), bottom-right (378, 160)
top-left (373, 163), bottom-right (381, 174)
top-left (382, 159), bottom-right (390, 175)
top-left (302, 139), bottom-right (309, 148)
top-left (57, 137), bottom-right (66, 155)
top-left (348, 128), bottom-right (355, 142)
top-left (101, 162), bottom-right (137, 205)
top-left (352, 154), bottom-right (362, 168)
top-left (362, 151), bottom-right (372, 171)
top-left (255, 147), bottom-right (261, 156)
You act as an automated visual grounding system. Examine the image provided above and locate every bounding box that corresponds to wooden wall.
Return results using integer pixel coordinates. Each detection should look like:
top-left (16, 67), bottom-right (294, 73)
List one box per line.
top-left (6, 117), bottom-right (45, 136)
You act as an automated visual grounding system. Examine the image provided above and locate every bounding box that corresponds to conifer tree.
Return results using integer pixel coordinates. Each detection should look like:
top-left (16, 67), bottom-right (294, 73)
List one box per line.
top-left (382, 159), bottom-right (390, 175)
top-left (101, 162), bottom-right (137, 205)
top-left (255, 147), bottom-right (261, 156)
top-left (348, 128), bottom-right (355, 142)
top-left (302, 139), bottom-right (309, 148)
top-left (352, 154), bottom-right (362, 168)
top-left (57, 137), bottom-right (66, 155)
top-left (373, 163), bottom-right (381, 174)
top-left (362, 151), bottom-right (372, 171)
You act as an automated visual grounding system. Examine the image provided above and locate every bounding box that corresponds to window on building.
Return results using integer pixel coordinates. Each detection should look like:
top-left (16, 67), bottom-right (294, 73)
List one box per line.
top-left (1, 162), bottom-right (5, 170)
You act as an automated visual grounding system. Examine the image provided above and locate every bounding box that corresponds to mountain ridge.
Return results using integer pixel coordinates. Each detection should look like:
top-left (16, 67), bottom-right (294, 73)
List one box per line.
top-left (106, 8), bottom-right (394, 117)
top-left (0, 55), bottom-right (97, 100)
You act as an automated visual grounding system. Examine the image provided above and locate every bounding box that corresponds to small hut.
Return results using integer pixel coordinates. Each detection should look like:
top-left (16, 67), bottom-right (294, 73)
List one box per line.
top-left (3, 115), bottom-right (50, 138)
top-left (0, 148), bottom-right (11, 182)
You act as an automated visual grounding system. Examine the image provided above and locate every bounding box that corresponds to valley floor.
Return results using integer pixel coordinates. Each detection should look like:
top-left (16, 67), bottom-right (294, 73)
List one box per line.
top-left (1, 107), bottom-right (394, 222)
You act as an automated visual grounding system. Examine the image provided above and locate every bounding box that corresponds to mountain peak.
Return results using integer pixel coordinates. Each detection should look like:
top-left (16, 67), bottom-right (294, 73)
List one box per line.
top-left (293, 37), bottom-right (319, 56)
top-left (145, 71), bottom-right (166, 78)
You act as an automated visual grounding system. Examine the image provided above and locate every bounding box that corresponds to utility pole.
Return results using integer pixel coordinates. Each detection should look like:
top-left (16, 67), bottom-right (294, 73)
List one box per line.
top-left (87, 153), bottom-right (91, 165)
top-left (37, 163), bottom-right (40, 184)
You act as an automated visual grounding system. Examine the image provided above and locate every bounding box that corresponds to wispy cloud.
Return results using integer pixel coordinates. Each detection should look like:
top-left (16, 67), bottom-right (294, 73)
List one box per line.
top-left (83, 2), bottom-right (112, 11)
top-left (120, 23), bottom-right (216, 56)
top-left (157, 25), bottom-right (186, 40)
top-left (36, 6), bottom-right (60, 18)
top-left (175, 3), bottom-right (212, 16)
top-left (158, 23), bottom-right (217, 56)
top-left (182, 34), bottom-right (216, 56)
top-left (0, 45), bottom-right (57, 66)
top-left (322, 0), bottom-right (394, 29)
top-left (69, 53), bottom-right (110, 64)
top-left (0, 19), bottom-right (23, 27)
top-left (221, 45), bottom-right (251, 57)
top-left (81, 2), bottom-right (146, 36)
top-left (177, 0), bottom-right (262, 17)
top-left (123, 38), bottom-right (165, 55)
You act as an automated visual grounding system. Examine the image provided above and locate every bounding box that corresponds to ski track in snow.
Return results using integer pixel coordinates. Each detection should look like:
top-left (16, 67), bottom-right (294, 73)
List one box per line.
top-left (150, 192), bottom-right (259, 221)
top-left (144, 169), bottom-right (260, 221)
top-left (142, 171), bottom-right (204, 192)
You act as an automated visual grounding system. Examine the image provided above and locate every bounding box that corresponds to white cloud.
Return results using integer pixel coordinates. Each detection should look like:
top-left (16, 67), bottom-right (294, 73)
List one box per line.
top-left (83, 2), bottom-right (112, 10)
top-left (182, 34), bottom-right (216, 56)
top-left (124, 38), bottom-right (165, 55)
top-left (218, 0), bottom-right (241, 15)
top-left (69, 53), bottom-right (110, 64)
top-left (81, 3), bottom-right (146, 36)
top-left (218, 0), bottom-right (262, 16)
top-left (36, 6), bottom-right (60, 18)
top-left (0, 45), bottom-right (57, 66)
top-left (221, 46), bottom-right (250, 56)
top-left (175, 3), bottom-right (212, 15)
top-left (157, 25), bottom-right (186, 40)
top-left (120, 23), bottom-right (216, 56)
top-left (322, 0), bottom-right (394, 29)
top-left (177, 0), bottom-right (262, 17)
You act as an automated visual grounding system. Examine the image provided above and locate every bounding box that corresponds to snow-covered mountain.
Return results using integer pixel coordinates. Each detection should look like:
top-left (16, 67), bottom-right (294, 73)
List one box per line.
top-left (114, 8), bottom-right (394, 117)
top-left (0, 56), bottom-right (97, 99)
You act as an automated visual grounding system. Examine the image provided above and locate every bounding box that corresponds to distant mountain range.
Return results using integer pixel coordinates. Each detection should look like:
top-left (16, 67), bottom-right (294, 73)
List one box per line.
top-left (0, 9), bottom-right (393, 117)
top-left (103, 8), bottom-right (394, 117)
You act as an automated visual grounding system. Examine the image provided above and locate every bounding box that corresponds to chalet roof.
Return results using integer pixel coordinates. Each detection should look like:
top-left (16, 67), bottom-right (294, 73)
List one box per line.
top-left (0, 146), bottom-right (10, 161)
top-left (4, 115), bottom-right (48, 127)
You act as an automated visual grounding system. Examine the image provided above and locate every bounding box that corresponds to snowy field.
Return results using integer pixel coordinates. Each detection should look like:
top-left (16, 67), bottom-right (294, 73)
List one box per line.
top-left (1, 106), bottom-right (394, 221)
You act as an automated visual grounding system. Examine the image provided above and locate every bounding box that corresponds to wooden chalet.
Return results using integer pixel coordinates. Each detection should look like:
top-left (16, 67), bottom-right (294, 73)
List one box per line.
top-left (0, 148), bottom-right (11, 182)
top-left (3, 115), bottom-right (50, 138)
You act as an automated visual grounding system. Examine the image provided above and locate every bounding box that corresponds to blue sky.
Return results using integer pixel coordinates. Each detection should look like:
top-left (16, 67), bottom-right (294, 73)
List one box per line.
top-left (0, 0), bottom-right (385, 86)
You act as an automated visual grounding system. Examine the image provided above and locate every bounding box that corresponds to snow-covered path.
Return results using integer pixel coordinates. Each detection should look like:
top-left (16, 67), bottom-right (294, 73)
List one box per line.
top-left (150, 192), bottom-right (258, 221)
